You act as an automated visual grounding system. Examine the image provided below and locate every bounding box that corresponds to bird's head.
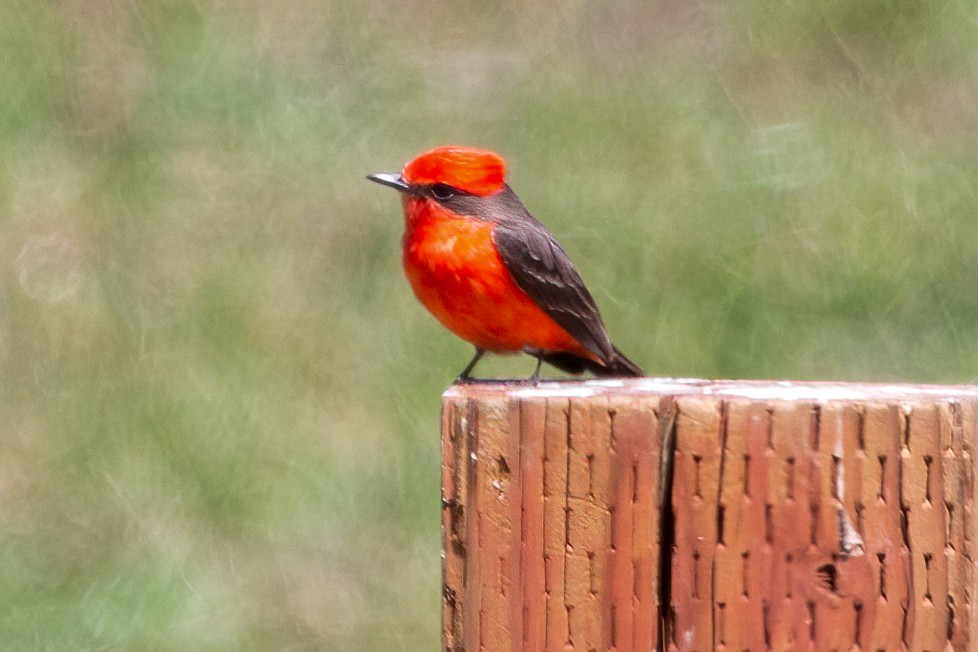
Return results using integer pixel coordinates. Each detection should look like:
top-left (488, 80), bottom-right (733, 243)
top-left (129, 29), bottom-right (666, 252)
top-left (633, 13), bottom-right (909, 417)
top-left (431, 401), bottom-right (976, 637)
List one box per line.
top-left (367, 146), bottom-right (507, 199)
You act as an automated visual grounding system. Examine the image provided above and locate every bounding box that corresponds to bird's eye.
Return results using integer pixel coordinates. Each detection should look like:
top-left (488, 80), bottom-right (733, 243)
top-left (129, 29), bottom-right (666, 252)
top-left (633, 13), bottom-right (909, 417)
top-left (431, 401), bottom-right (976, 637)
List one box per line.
top-left (430, 183), bottom-right (456, 200)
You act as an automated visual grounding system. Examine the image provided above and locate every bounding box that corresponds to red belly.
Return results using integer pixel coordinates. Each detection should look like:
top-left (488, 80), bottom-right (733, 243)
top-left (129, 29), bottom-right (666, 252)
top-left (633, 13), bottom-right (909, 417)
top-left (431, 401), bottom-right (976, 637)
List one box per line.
top-left (402, 210), bottom-right (593, 359)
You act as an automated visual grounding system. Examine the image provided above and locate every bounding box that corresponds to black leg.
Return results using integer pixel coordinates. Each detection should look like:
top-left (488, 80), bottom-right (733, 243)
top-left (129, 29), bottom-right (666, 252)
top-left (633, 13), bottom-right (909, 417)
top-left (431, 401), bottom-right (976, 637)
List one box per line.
top-left (529, 356), bottom-right (544, 386)
top-left (455, 348), bottom-right (486, 383)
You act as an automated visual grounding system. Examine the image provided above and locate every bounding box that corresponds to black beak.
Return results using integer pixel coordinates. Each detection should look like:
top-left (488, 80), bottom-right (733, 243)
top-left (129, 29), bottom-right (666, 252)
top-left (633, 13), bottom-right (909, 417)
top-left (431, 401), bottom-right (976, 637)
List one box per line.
top-left (366, 172), bottom-right (410, 192)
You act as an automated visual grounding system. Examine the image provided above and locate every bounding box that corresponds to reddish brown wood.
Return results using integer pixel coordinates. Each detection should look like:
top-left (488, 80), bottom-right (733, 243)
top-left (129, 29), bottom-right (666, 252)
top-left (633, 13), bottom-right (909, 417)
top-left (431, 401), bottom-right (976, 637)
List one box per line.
top-left (442, 380), bottom-right (978, 651)
top-left (605, 395), bottom-right (660, 651)
top-left (670, 396), bottom-right (723, 650)
top-left (944, 399), bottom-right (978, 648)
top-left (518, 398), bottom-right (547, 651)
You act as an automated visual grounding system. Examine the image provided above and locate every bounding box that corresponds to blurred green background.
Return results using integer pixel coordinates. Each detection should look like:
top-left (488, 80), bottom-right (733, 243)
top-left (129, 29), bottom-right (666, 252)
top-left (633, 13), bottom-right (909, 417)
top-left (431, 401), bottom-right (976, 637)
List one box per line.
top-left (2, 0), bottom-right (977, 648)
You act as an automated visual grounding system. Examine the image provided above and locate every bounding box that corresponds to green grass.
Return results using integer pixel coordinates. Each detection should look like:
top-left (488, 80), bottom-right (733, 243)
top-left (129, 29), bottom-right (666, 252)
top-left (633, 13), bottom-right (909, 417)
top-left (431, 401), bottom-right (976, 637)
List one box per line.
top-left (1, 0), bottom-right (977, 648)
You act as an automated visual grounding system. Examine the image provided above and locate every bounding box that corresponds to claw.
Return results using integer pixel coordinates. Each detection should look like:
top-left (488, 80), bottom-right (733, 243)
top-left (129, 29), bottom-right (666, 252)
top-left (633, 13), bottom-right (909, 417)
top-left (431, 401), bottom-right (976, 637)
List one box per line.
top-left (529, 357), bottom-right (544, 386)
top-left (456, 347), bottom-right (486, 382)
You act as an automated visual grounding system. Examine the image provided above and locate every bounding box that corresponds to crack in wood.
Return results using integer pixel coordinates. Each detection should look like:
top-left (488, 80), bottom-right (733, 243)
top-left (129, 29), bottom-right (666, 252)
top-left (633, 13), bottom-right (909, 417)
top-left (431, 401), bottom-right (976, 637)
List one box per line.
top-left (655, 401), bottom-right (677, 651)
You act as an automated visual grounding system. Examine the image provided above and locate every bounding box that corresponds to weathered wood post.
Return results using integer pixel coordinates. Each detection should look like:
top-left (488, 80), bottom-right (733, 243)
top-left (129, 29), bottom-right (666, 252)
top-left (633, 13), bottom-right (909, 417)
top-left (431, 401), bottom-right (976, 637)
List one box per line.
top-left (441, 379), bottom-right (978, 651)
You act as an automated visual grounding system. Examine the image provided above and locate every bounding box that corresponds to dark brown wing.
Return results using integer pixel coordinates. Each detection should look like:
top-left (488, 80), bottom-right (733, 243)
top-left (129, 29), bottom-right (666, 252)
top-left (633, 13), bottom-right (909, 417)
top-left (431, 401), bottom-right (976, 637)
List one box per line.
top-left (492, 212), bottom-right (616, 363)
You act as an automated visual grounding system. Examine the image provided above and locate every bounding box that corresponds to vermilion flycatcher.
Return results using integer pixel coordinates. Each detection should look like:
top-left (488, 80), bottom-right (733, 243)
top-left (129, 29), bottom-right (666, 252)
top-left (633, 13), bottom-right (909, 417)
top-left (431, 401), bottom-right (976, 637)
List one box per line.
top-left (367, 145), bottom-right (643, 381)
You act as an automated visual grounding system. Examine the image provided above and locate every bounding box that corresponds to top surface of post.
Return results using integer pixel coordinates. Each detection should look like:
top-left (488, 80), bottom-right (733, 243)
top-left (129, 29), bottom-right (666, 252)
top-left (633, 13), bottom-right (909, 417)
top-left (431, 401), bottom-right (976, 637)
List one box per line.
top-left (443, 377), bottom-right (978, 401)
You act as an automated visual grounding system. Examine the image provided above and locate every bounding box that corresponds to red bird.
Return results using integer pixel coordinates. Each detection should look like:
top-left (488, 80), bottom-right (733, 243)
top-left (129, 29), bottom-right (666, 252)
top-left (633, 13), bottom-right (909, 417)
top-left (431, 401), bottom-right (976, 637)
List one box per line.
top-left (368, 145), bottom-right (642, 381)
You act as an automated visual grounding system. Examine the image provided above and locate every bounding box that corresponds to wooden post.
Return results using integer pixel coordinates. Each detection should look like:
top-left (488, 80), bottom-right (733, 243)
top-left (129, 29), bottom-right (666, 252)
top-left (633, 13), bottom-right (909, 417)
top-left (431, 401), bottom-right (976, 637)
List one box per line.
top-left (441, 380), bottom-right (978, 651)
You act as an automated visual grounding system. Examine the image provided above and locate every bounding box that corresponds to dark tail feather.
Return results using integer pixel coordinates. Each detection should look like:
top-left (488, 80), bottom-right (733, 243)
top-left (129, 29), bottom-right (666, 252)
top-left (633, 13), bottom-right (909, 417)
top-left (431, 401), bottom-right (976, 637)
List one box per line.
top-left (541, 345), bottom-right (644, 378)
top-left (597, 345), bottom-right (644, 377)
